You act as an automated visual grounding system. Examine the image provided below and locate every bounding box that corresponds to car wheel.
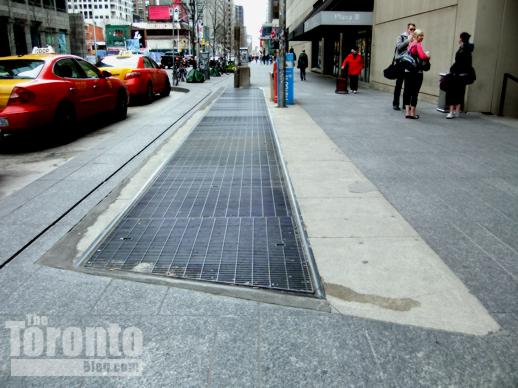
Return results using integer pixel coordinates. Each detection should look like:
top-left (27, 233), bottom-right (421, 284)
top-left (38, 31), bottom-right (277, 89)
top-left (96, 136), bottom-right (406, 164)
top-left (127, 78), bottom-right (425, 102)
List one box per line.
top-left (114, 90), bottom-right (128, 121)
top-left (53, 102), bottom-right (76, 136)
top-left (144, 82), bottom-right (154, 104)
top-left (160, 78), bottom-right (171, 97)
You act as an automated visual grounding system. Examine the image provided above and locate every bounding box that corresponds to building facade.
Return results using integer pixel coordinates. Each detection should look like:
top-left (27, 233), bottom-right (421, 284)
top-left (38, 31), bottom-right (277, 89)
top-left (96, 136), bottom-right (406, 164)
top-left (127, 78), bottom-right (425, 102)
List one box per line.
top-left (67, 0), bottom-right (133, 26)
top-left (0, 0), bottom-right (71, 56)
top-left (287, 0), bottom-right (374, 79)
top-left (287, 0), bottom-right (517, 116)
top-left (259, 0), bottom-right (279, 55)
top-left (371, 0), bottom-right (518, 116)
top-left (234, 4), bottom-right (242, 27)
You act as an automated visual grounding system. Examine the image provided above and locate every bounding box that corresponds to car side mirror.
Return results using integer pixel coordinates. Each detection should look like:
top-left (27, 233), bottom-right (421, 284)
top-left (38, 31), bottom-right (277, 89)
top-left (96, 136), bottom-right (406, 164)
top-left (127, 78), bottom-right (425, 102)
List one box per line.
top-left (101, 70), bottom-right (112, 78)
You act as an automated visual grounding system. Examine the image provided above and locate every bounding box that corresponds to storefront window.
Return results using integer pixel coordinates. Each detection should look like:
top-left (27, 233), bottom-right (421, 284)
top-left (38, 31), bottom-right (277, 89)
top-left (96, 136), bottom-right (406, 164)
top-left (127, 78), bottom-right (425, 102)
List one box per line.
top-left (333, 39), bottom-right (340, 76)
top-left (317, 39), bottom-right (323, 69)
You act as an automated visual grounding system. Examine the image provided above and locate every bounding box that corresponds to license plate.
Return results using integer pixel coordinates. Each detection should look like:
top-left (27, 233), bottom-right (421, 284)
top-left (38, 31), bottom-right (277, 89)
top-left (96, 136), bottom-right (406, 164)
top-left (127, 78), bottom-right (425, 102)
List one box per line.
top-left (0, 117), bottom-right (9, 127)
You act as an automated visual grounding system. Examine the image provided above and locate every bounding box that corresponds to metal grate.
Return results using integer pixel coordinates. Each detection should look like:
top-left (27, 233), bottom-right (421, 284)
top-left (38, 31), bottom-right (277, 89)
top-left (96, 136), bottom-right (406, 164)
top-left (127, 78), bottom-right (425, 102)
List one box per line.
top-left (84, 89), bottom-right (314, 294)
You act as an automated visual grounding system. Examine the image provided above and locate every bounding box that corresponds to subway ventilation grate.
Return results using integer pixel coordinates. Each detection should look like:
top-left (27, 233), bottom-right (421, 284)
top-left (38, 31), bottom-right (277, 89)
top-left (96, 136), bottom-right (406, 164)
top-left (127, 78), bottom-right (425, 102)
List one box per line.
top-left (84, 89), bottom-right (314, 294)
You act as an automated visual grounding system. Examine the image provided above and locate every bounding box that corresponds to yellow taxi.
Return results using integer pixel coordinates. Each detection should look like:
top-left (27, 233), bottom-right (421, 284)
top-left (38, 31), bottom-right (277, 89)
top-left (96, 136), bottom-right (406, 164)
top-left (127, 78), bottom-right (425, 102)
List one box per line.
top-left (0, 46), bottom-right (129, 134)
top-left (97, 51), bottom-right (170, 104)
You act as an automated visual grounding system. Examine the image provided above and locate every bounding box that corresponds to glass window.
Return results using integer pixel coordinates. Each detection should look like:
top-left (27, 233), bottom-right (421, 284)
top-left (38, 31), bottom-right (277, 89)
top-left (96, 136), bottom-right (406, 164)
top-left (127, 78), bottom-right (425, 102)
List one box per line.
top-left (0, 59), bottom-right (45, 79)
top-left (75, 59), bottom-right (102, 78)
top-left (54, 58), bottom-right (84, 78)
top-left (148, 57), bottom-right (160, 69)
top-left (96, 56), bottom-right (139, 68)
top-left (143, 57), bottom-right (154, 69)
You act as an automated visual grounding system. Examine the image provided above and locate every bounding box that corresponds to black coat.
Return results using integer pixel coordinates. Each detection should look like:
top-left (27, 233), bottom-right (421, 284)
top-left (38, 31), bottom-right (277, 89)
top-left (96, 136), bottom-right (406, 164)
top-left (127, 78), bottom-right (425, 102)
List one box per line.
top-left (297, 53), bottom-right (308, 69)
top-left (450, 43), bottom-right (474, 75)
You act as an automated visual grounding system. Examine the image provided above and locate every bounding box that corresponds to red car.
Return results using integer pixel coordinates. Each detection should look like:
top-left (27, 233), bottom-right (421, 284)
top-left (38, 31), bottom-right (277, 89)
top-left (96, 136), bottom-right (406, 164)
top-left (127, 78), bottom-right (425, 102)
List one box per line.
top-left (0, 51), bottom-right (129, 134)
top-left (97, 52), bottom-right (171, 104)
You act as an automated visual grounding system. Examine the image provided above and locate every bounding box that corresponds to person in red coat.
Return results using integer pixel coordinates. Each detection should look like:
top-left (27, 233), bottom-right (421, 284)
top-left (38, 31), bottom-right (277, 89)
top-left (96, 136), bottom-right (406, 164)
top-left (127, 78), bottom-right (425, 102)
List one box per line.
top-left (341, 47), bottom-right (364, 94)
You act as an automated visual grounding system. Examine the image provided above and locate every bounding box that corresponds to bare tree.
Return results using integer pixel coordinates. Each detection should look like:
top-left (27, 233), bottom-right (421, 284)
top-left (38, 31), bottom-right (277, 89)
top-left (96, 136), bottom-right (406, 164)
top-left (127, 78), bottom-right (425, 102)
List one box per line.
top-left (205, 0), bottom-right (223, 59)
top-left (183, 0), bottom-right (206, 59)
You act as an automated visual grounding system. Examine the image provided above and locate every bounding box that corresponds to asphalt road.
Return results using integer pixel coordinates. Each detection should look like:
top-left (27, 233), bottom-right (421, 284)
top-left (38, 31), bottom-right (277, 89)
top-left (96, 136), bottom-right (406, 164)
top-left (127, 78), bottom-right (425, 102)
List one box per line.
top-left (0, 70), bottom-right (184, 201)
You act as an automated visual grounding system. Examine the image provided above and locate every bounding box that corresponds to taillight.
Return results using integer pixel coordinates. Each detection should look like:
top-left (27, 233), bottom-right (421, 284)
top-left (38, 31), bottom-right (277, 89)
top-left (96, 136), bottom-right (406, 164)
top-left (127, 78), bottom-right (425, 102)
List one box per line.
top-left (9, 87), bottom-right (36, 104)
top-left (124, 71), bottom-right (141, 80)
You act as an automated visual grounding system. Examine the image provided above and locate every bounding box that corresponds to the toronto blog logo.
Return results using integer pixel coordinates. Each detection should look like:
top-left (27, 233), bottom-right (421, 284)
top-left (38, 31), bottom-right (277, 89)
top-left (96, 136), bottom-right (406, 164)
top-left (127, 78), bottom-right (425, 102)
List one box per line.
top-left (5, 314), bottom-right (144, 377)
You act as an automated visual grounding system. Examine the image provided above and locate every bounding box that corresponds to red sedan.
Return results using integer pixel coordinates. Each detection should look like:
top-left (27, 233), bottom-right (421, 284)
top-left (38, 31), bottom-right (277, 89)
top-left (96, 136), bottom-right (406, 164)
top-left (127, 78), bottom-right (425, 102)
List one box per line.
top-left (97, 52), bottom-right (171, 104)
top-left (0, 51), bottom-right (129, 134)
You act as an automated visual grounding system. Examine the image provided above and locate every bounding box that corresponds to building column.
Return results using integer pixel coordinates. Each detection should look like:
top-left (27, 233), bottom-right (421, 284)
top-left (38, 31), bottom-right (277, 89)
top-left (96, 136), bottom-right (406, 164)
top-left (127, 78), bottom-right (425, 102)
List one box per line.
top-left (7, 19), bottom-right (16, 55)
top-left (24, 22), bottom-right (32, 52)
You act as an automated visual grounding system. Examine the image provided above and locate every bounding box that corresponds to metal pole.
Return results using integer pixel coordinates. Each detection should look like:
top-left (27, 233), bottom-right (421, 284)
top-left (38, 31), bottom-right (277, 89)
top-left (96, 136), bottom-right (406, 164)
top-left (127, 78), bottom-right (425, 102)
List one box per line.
top-left (190, 0), bottom-right (196, 60)
top-left (172, 8), bottom-right (176, 82)
top-left (93, 20), bottom-right (97, 58)
top-left (278, 0), bottom-right (286, 108)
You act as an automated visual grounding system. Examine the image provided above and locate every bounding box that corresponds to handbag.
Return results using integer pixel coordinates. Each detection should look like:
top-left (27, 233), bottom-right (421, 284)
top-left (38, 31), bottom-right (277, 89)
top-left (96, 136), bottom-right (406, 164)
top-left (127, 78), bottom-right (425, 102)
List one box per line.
top-left (398, 51), bottom-right (417, 71)
top-left (464, 66), bottom-right (476, 84)
top-left (383, 47), bottom-right (401, 80)
top-left (421, 59), bottom-right (431, 72)
top-left (439, 73), bottom-right (452, 92)
top-left (383, 62), bottom-right (399, 80)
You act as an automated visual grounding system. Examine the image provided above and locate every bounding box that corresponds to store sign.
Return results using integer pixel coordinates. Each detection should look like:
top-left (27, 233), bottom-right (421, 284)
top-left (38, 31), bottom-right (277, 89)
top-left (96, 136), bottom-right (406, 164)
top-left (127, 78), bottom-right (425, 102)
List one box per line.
top-left (148, 5), bottom-right (172, 21)
top-left (106, 25), bottom-right (131, 48)
top-left (304, 11), bottom-right (372, 32)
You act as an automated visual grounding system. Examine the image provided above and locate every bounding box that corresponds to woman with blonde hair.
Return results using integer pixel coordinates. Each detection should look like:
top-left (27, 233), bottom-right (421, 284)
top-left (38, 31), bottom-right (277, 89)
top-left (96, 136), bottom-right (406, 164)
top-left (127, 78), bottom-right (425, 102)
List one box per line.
top-left (403, 29), bottom-right (431, 119)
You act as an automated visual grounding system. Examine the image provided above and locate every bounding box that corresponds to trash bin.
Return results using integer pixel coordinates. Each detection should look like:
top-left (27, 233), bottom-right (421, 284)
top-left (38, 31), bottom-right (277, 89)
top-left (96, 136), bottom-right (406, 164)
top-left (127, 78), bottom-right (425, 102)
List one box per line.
top-left (437, 72), bottom-right (448, 112)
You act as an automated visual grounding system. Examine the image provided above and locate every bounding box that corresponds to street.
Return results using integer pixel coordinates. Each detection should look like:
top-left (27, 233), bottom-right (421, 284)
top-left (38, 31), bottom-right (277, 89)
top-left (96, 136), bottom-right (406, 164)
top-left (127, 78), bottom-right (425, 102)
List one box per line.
top-left (0, 68), bottom-right (193, 200)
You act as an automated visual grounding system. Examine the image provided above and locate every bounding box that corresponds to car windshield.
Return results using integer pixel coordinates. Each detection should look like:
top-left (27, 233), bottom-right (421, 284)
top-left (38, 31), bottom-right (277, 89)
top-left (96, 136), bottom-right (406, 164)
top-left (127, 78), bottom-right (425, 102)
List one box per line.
top-left (0, 60), bottom-right (45, 79)
top-left (97, 56), bottom-right (139, 68)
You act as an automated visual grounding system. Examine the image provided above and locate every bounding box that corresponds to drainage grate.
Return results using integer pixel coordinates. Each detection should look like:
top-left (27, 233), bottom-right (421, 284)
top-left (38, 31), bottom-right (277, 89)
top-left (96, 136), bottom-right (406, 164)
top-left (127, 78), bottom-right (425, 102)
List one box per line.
top-left (84, 89), bottom-right (314, 294)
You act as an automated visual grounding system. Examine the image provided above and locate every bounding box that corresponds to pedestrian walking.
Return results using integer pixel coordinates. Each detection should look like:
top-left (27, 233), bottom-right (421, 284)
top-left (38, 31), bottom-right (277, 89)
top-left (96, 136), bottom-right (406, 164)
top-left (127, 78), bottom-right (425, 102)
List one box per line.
top-left (289, 47), bottom-right (296, 62)
top-left (403, 29), bottom-right (431, 119)
top-left (446, 32), bottom-right (475, 119)
top-left (341, 47), bottom-right (364, 94)
top-left (393, 23), bottom-right (416, 110)
top-left (297, 49), bottom-right (309, 81)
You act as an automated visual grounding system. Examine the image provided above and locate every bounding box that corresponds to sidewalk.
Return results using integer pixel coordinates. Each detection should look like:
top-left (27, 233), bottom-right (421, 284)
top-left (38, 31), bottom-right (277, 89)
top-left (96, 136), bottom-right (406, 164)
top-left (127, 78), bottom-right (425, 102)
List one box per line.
top-left (253, 61), bottom-right (518, 373)
top-left (0, 65), bottom-right (517, 386)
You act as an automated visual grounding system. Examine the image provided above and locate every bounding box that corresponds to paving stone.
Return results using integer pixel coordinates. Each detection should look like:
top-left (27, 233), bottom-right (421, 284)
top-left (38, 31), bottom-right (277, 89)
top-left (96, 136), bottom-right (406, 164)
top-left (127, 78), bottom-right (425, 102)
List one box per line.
top-left (92, 280), bottom-right (168, 315)
top-left (357, 320), bottom-right (511, 387)
top-left (160, 287), bottom-right (259, 317)
top-left (209, 316), bottom-right (258, 387)
top-left (258, 313), bottom-right (384, 387)
top-left (0, 268), bottom-right (111, 316)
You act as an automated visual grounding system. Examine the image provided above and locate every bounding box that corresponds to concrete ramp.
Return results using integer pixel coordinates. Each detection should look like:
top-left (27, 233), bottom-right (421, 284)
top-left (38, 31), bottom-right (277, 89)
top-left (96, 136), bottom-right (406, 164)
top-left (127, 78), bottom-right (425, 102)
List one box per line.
top-left (266, 95), bottom-right (500, 336)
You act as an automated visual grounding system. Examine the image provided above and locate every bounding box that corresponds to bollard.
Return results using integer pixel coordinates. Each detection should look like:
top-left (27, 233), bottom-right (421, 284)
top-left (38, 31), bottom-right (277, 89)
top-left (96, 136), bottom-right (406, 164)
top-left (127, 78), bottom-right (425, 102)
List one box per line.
top-left (234, 67), bottom-right (240, 88)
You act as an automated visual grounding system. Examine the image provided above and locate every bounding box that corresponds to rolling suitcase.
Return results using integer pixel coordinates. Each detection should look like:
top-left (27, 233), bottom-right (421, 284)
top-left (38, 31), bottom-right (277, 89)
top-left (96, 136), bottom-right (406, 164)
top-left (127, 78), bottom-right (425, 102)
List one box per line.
top-left (335, 76), bottom-right (348, 94)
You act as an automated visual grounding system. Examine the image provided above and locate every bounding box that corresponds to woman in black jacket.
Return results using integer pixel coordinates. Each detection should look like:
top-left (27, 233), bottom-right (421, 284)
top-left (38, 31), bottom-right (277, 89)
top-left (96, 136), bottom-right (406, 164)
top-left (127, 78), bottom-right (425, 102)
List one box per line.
top-left (446, 32), bottom-right (475, 119)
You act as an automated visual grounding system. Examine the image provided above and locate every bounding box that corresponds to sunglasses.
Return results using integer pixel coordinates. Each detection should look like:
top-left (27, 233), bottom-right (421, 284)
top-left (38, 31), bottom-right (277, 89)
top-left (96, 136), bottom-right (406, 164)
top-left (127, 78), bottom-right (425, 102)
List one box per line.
top-left (409, 28), bottom-right (416, 31)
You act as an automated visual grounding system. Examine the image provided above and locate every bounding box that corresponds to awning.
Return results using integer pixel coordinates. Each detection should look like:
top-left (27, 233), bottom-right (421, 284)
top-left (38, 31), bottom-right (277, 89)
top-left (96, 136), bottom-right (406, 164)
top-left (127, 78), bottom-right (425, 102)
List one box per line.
top-left (304, 11), bottom-right (373, 32)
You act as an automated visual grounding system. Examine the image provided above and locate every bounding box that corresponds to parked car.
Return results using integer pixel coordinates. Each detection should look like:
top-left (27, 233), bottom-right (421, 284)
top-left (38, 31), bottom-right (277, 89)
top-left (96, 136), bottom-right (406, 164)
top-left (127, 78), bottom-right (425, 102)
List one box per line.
top-left (97, 51), bottom-right (170, 104)
top-left (0, 47), bottom-right (128, 134)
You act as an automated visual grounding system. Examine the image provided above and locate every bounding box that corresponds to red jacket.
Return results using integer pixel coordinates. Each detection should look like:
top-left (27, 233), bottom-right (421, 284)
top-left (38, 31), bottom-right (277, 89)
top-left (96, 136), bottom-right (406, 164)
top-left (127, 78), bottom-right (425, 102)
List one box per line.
top-left (341, 53), bottom-right (364, 76)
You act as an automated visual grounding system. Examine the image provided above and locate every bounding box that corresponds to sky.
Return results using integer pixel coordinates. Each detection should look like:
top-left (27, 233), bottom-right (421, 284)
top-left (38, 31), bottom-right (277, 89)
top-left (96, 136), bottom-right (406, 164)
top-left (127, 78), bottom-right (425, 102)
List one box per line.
top-left (234, 0), bottom-right (268, 49)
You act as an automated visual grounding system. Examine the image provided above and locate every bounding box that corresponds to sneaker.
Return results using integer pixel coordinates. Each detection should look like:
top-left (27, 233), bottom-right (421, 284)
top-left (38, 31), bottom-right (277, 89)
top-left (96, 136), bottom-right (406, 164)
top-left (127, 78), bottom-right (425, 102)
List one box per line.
top-left (446, 112), bottom-right (455, 119)
top-left (353, 90), bottom-right (358, 94)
